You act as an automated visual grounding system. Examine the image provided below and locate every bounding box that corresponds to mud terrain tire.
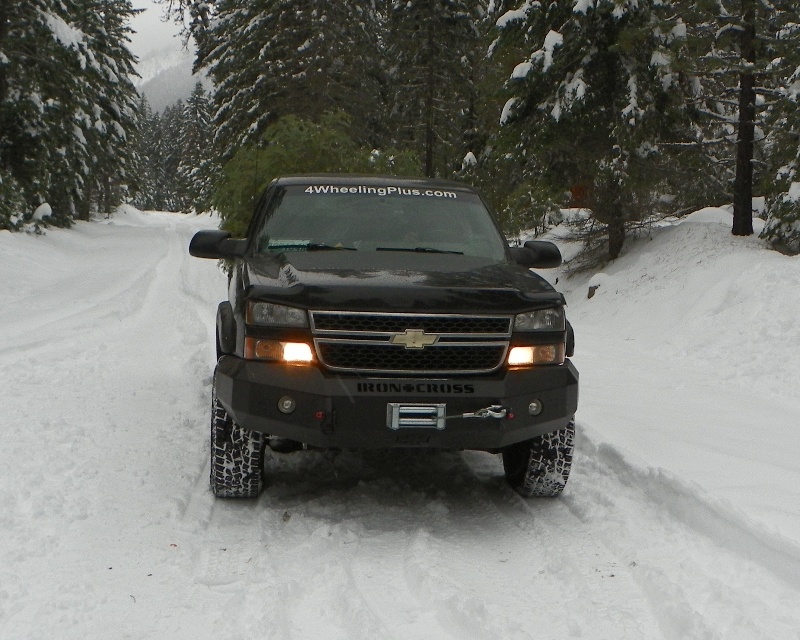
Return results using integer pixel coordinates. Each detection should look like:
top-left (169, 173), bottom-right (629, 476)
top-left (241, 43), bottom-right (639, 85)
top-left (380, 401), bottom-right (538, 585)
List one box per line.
top-left (502, 420), bottom-right (575, 497)
top-left (210, 395), bottom-right (266, 498)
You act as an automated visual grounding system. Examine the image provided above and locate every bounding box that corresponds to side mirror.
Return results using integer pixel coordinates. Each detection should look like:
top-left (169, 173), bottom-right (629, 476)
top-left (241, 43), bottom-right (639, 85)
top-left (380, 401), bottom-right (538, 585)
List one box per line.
top-left (509, 240), bottom-right (562, 269)
top-left (189, 230), bottom-right (247, 259)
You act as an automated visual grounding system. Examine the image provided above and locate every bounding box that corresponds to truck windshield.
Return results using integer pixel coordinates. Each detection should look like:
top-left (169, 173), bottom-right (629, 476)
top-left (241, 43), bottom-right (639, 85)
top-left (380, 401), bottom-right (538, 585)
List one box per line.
top-left (255, 185), bottom-right (509, 261)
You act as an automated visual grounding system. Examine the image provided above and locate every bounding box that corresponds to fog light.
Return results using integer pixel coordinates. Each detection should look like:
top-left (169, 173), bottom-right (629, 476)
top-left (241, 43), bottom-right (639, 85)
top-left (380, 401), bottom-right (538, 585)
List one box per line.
top-left (278, 396), bottom-right (296, 414)
top-left (528, 400), bottom-right (543, 416)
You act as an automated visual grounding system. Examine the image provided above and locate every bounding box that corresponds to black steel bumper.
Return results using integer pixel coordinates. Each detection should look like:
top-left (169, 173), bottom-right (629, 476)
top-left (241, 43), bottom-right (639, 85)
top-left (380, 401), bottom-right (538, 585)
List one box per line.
top-left (214, 357), bottom-right (579, 450)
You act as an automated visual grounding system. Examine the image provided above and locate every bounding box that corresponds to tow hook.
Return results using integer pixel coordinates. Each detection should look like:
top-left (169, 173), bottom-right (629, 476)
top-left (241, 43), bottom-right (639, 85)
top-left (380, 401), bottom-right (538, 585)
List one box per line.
top-left (455, 405), bottom-right (508, 419)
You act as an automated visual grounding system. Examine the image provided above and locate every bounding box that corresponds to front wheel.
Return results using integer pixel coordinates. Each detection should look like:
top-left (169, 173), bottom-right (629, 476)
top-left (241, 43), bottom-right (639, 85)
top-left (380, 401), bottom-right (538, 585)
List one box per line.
top-left (502, 421), bottom-right (575, 497)
top-left (210, 395), bottom-right (266, 498)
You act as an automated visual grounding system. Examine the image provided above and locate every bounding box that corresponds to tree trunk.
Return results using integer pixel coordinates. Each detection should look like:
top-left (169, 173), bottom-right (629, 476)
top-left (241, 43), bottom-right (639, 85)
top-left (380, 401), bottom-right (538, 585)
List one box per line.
top-left (103, 175), bottom-right (112, 216)
top-left (424, 6), bottom-right (436, 178)
top-left (0, 0), bottom-right (8, 108)
top-left (607, 215), bottom-right (626, 260)
top-left (732, 0), bottom-right (756, 237)
top-left (78, 181), bottom-right (92, 221)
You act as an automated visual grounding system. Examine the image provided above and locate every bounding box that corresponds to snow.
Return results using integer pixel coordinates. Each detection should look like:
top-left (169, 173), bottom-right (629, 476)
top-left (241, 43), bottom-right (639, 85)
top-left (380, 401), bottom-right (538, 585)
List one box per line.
top-left (573, 0), bottom-right (594, 14)
top-left (32, 203), bottom-right (52, 221)
top-left (530, 30), bottom-right (563, 72)
top-left (1, 207), bottom-right (800, 638)
top-left (500, 97), bottom-right (517, 125)
top-left (462, 151), bottom-right (478, 170)
top-left (650, 50), bottom-right (670, 67)
top-left (551, 70), bottom-right (587, 120)
top-left (622, 74), bottom-right (641, 122)
top-left (43, 11), bottom-right (86, 51)
top-left (511, 61), bottom-right (532, 79)
top-left (496, 1), bottom-right (534, 29)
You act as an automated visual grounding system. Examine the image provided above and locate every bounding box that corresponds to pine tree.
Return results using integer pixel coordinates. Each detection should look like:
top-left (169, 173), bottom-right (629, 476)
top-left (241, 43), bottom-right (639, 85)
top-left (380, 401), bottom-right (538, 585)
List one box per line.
top-left (76, 0), bottom-right (141, 218)
top-left (131, 102), bottom-right (172, 211)
top-left (1, 0), bottom-right (80, 225)
top-left (761, 19), bottom-right (800, 253)
top-left (192, 0), bottom-right (386, 159)
top-left (387, 0), bottom-right (486, 177)
top-left (0, 0), bottom-right (140, 228)
top-left (130, 95), bottom-right (160, 210)
top-left (178, 82), bottom-right (217, 212)
top-left (672, 1), bottom-right (800, 237)
top-left (160, 101), bottom-right (188, 211)
top-left (494, 0), bottom-right (697, 258)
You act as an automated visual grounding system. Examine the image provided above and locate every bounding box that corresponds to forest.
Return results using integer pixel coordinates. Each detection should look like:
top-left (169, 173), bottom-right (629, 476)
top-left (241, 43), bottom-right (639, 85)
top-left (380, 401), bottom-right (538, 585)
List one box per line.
top-left (1, 0), bottom-right (799, 257)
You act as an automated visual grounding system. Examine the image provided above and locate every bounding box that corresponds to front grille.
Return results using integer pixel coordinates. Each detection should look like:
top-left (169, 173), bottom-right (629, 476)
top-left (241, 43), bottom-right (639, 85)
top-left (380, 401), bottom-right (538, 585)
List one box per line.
top-left (310, 311), bottom-right (512, 374)
top-left (312, 313), bottom-right (511, 335)
top-left (318, 344), bottom-right (506, 373)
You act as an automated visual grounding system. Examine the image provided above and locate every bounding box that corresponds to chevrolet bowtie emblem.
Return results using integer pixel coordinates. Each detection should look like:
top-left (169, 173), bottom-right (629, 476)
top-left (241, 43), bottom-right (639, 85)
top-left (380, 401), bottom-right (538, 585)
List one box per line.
top-left (391, 329), bottom-right (439, 349)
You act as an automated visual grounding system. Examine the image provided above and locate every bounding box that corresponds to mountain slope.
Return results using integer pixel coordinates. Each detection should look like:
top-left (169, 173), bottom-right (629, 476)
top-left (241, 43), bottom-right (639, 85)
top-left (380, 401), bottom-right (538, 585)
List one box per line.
top-left (135, 45), bottom-right (209, 112)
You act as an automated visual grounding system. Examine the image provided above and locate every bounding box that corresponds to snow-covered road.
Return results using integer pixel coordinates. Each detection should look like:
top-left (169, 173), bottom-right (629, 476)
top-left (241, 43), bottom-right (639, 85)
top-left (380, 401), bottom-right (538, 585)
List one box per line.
top-left (1, 208), bottom-right (799, 639)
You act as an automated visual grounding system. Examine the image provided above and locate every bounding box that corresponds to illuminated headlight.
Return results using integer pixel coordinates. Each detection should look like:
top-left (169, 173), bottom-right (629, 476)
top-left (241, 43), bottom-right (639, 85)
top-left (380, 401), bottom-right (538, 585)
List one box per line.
top-left (282, 342), bottom-right (314, 363)
top-left (507, 344), bottom-right (565, 366)
top-left (247, 301), bottom-right (308, 327)
top-left (513, 307), bottom-right (565, 331)
top-left (245, 338), bottom-right (315, 363)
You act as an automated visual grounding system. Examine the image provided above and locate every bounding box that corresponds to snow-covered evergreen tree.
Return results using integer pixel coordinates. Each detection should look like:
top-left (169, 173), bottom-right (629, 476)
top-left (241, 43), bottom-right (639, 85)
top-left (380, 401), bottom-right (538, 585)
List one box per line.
top-left (761, 18), bottom-right (800, 253)
top-left (130, 95), bottom-right (162, 211)
top-left (388, 0), bottom-right (487, 177)
top-left (160, 101), bottom-right (188, 211)
top-left (670, 1), bottom-right (800, 237)
top-left (0, 0), bottom-right (139, 228)
top-left (131, 89), bottom-right (218, 215)
top-left (1, 0), bottom-right (79, 226)
top-left (193, 0), bottom-right (386, 159)
top-left (178, 82), bottom-right (217, 212)
top-left (76, 0), bottom-right (140, 217)
top-left (494, 0), bottom-right (701, 258)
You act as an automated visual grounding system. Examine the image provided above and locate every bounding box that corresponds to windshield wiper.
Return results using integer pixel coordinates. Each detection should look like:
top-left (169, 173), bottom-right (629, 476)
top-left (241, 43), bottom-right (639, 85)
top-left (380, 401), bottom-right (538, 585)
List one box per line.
top-left (266, 243), bottom-right (356, 251)
top-left (306, 243), bottom-right (357, 251)
top-left (376, 247), bottom-right (463, 255)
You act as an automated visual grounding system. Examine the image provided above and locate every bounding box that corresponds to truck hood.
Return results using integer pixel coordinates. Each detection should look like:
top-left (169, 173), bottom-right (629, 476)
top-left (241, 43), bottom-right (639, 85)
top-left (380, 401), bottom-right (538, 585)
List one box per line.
top-left (242, 251), bottom-right (564, 313)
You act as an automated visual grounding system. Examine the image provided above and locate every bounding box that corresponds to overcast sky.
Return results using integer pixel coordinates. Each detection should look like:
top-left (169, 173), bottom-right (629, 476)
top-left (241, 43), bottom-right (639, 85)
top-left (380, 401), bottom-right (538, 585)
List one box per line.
top-left (128, 0), bottom-right (186, 59)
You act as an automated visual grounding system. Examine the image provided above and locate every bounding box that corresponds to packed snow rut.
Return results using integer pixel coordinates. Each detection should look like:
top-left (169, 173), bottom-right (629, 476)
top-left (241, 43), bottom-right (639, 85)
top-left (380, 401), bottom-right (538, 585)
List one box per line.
top-left (2, 209), bottom-right (799, 639)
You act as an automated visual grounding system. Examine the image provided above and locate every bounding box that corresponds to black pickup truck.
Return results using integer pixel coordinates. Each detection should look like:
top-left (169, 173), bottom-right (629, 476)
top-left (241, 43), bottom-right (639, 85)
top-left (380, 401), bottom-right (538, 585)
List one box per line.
top-left (189, 175), bottom-right (578, 498)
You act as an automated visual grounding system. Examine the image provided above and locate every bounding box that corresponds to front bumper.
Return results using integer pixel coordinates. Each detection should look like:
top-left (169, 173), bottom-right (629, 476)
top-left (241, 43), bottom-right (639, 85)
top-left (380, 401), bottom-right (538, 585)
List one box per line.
top-left (214, 357), bottom-right (579, 450)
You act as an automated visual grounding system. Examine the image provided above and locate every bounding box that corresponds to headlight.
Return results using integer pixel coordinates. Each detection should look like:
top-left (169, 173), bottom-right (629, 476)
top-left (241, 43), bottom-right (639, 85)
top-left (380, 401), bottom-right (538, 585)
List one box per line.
top-left (247, 301), bottom-right (308, 327)
top-left (244, 338), bottom-right (315, 363)
top-left (507, 344), bottom-right (565, 366)
top-left (513, 307), bottom-right (565, 331)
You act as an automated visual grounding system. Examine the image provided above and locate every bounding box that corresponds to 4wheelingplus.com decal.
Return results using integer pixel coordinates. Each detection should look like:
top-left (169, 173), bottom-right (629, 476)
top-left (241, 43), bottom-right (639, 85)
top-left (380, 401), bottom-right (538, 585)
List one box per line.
top-left (304, 185), bottom-right (458, 199)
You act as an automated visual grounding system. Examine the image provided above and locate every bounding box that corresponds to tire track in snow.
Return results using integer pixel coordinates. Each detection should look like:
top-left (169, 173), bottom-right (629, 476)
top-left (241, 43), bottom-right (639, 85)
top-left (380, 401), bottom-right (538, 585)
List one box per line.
top-left (0, 213), bottom-right (225, 640)
top-left (183, 437), bottom-right (800, 640)
top-left (560, 428), bottom-right (800, 639)
top-left (577, 431), bottom-right (800, 588)
top-left (187, 448), bottom-right (666, 640)
top-left (346, 532), bottom-right (463, 640)
top-left (457, 452), bottom-right (662, 638)
top-left (0, 225), bottom-right (172, 361)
